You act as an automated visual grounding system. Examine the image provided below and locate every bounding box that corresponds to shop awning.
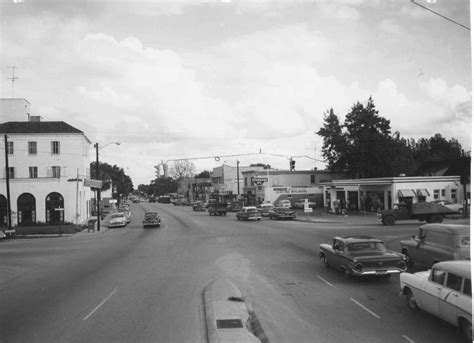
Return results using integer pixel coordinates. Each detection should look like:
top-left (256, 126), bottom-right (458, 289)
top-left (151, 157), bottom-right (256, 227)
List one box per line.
top-left (398, 189), bottom-right (417, 197)
top-left (416, 189), bottom-right (430, 197)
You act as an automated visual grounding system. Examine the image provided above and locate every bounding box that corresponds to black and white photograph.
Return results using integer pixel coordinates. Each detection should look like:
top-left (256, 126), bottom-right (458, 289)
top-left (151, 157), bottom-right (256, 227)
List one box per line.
top-left (0, 0), bottom-right (472, 342)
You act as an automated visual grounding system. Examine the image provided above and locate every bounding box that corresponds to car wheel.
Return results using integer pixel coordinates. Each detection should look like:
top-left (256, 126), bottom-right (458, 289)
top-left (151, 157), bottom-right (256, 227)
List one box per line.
top-left (459, 318), bottom-right (472, 342)
top-left (406, 288), bottom-right (419, 312)
top-left (322, 255), bottom-right (329, 268)
top-left (382, 274), bottom-right (391, 279)
top-left (383, 215), bottom-right (395, 226)
top-left (431, 214), bottom-right (443, 223)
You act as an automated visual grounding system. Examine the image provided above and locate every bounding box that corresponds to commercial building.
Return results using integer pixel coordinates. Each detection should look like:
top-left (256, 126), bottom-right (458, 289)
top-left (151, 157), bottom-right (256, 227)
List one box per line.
top-left (0, 101), bottom-right (93, 227)
top-left (320, 175), bottom-right (470, 212)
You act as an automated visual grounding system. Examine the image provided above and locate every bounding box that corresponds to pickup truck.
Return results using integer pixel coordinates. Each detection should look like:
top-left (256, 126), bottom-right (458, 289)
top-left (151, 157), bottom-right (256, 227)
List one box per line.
top-left (378, 202), bottom-right (455, 225)
top-left (208, 203), bottom-right (227, 216)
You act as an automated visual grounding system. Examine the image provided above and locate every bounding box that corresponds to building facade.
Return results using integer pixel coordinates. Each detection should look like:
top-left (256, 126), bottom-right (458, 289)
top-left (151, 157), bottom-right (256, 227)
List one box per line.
top-left (320, 176), bottom-right (470, 212)
top-left (241, 169), bottom-right (346, 206)
top-left (0, 120), bottom-right (94, 227)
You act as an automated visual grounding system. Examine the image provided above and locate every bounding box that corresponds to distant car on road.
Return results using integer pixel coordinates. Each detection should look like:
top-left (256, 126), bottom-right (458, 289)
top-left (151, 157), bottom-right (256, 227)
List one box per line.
top-left (208, 203), bottom-right (227, 216)
top-left (118, 208), bottom-right (131, 223)
top-left (108, 212), bottom-right (128, 228)
top-left (257, 203), bottom-right (274, 217)
top-left (431, 200), bottom-right (466, 214)
top-left (293, 199), bottom-right (316, 209)
top-left (192, 202), bottom-right (206, 212)
top-left (275, 200), bottom-right (291, 208)
top-left (319, 236), bottom-right (407, 278)
top-left (236, 206), bottom-right (262, 221)
top-left (268, 207), bottom-right (296, 220)
top-left (400, 260), bottom-right (472, 341)
top-left (143, 212), bottom-right (161, 228)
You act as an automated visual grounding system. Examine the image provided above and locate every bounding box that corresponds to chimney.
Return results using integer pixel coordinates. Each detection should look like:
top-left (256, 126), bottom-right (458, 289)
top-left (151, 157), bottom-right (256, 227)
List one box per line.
top-left (28, 115), bottom-right (42, 122)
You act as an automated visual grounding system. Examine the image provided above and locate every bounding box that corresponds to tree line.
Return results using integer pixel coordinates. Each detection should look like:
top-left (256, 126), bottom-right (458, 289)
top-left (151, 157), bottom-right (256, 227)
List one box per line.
top-left (317, 97), bottom-right (469, 179)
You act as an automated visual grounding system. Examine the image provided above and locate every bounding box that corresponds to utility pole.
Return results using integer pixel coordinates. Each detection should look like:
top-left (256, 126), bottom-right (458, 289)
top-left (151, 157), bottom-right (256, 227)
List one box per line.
top-left (95, 143), bottom-right (101, 231)
top-left (236, 160), bottom-right (240, 198)
top-left (7, 66), bottom-right (18, 98)
top-left (4, 135), bottom-right (12, 234)
top-left (75, 168), bottom-right (79, 226)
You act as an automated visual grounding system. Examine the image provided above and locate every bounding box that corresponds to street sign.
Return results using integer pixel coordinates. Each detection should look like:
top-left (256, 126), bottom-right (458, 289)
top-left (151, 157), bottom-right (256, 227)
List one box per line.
top-left (84, 179), bottom-right (103, 189)
top-left (251, 177), bottom-right (268, 185)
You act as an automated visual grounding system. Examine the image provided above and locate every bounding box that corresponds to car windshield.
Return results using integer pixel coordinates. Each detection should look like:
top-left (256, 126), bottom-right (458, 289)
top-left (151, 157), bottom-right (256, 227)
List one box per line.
top-left (145, 213), bottom-right (158, 219)
top-left (111, 213), bottom-right (125, 218)
top-left (346, 242), bottom-right (386, 253)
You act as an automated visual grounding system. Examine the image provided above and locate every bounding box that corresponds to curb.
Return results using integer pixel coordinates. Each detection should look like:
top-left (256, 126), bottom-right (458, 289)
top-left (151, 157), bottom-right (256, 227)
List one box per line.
top-left (203, 279), bottom-right (265, 343)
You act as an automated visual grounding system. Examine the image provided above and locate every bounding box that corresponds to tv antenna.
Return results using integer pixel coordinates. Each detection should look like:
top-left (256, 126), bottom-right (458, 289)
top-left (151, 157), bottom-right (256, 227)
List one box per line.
top-left (7, 66), bottom-right (18, 98)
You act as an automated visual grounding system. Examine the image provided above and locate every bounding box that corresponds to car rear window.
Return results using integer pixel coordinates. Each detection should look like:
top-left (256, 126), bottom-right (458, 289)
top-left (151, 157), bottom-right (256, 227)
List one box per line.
top-left (459, 235), bottom-right (470, 246)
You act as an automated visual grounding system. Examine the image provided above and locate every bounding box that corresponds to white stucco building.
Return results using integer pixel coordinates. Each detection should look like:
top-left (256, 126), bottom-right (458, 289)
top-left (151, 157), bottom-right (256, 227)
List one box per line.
top-left (0, 117), bottom-right (94, 227)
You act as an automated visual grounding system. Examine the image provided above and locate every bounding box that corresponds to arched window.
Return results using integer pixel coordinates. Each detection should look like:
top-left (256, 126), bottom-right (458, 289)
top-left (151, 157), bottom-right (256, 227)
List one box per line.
top-left (46, 192), bottom-right (64, 224)
top-left (0, 195), bottom-right (7, 227)
top-left (17, 193), bottom-right (36, 225)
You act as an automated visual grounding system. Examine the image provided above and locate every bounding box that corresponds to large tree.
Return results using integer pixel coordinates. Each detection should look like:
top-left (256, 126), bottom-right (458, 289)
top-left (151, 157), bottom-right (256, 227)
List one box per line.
top-left (170, 160), bottom-right (196, 180)
top-left (317, 108), bottom-right (347, 172)
top-left (90, 162), bottom-right (134, 196)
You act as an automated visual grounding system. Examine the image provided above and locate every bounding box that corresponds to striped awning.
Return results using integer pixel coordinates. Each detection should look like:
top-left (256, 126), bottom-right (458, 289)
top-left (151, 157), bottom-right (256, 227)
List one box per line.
top-left (416, 189), bottom-right (430, 197)
top-left (398, 189), bottom-right (417, 197)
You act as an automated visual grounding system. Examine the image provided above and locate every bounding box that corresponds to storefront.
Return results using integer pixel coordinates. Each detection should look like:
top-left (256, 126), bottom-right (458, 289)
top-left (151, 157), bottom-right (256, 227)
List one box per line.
top-left (320, 176), bottom-right (466, 213)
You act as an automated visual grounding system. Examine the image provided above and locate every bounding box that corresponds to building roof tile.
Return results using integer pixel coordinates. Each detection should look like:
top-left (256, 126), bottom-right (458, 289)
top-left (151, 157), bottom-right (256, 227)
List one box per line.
top-left (0, 121), bottom-right (83, 134)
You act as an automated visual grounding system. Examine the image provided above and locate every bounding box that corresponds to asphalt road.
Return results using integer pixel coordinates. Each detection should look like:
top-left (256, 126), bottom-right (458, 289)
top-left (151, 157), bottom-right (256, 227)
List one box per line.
top-left (0, 203), bottom-right (469, 342)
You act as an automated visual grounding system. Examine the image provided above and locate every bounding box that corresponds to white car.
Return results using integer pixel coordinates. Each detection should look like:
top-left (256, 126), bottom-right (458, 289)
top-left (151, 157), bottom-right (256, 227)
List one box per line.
top-left (108, 212), bottom-right (128, 228)
top-left (400, 260), bottom-right (472, 341)
top-left (431, 200), bottom-right (465, 214)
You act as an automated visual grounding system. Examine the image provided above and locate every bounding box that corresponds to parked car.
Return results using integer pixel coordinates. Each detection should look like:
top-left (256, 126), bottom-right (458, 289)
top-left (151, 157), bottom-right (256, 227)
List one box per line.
top-left (400, 224), bottom-right (470, 269)
top-left (228, 202), bottom-right (243, 212)
top-left (118, 208), bottom-right (131, 223)
top-left (192, 202), bottom-right (206, 212)
top-left (275, 200), bottom-right (291, 208)
top-left (236, 206), bottom-right (262, 221)
top-left (431, 200), bottom-right (466, 214)
top-left (268, 207), bottom-right (296, 220)
top-left (400, 260), bottom-right (472, 341)
top-left (319, 236), bottom-right (407, 278)
top-left (257, 203), bottom-right (274, 217)
top-left (108, 212), bottom-right (128, 228)
top-left (142, 212), bottom-right (161, 228)
top-left (293, 199), bottom-right (316, 209)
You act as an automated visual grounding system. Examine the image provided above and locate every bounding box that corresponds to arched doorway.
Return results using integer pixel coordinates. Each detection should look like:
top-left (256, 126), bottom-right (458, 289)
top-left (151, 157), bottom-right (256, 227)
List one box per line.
top-left (17, 193), bottom-right (36, 225)
top-left (46, 192), bottom-right (64, 224)
top-left (0, 195), bottom-right (7, 227)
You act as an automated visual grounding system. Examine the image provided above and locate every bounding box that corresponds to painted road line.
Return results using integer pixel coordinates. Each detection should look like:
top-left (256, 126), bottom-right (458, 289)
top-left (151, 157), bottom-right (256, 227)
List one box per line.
top-left (316, 275), bottom-right (334, 287)
top-left (350, 298), bottom-right (380, 319)
top-left (402, 334), bottom-right (415, 343)
top-left (83, 287), bottom-right (118, 321)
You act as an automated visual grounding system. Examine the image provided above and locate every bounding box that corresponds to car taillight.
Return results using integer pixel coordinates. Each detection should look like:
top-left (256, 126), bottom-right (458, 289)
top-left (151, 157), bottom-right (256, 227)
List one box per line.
top-left (397, 261), bottom-right (407, 270)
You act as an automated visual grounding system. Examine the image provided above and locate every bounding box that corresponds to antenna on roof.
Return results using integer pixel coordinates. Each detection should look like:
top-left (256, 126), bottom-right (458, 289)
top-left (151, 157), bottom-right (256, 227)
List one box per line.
top-left (7, 66), bottom-right (18, 98)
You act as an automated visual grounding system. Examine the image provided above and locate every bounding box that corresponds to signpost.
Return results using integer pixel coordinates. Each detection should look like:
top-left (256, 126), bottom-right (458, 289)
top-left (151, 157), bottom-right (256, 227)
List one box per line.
top-left (55, 208), bottom-right (64, 237)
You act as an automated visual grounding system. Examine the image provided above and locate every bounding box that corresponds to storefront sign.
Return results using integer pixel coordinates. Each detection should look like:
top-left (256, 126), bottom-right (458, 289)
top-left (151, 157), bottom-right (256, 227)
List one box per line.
top-left (84, 179), bottom-right (103, 189)
top-left (251, 177), bottom-right (268, 185)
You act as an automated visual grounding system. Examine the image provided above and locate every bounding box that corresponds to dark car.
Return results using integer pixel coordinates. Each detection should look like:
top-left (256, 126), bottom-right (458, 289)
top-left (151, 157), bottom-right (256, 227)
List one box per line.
top-left (319, 236), bottom-right (407, 279)
top-left (268, 207), bottom-right (296, 220)
top-left (208, 203), bottom-right (227, 216)
top-left (192, 202), bottom-right (206, 212)
top-left (143, 212), bottom-right (161, 228)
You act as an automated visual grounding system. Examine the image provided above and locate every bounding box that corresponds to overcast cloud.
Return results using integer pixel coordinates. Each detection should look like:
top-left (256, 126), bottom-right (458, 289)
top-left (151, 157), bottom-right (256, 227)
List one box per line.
top-left (0, 0), bottom-right (471, 186)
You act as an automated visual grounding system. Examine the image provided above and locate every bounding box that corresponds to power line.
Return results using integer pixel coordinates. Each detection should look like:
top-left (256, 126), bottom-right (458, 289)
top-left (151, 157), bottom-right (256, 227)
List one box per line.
top-left (410, 0), bottom-right (470, 31)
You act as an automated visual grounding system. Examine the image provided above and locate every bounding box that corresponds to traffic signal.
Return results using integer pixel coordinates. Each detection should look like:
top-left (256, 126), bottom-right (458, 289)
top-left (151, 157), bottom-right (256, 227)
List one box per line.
top-left (290, 159), bottom-right (295, 171)
top-left (154, 164), bottom-right (161, 178)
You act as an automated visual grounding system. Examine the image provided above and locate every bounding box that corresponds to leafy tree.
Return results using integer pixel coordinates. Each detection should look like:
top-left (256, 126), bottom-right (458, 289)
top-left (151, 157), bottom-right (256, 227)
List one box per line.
top-left (317, 108), bottom-right (347, 172)
top-left (90, 162), bottom-right (134, 196)
top-left (150, 177), bottom-right (178, 196)
top-left (195, 170), bottom-right (211, 178)
top-left (170, 160), bottom-right (196, 180)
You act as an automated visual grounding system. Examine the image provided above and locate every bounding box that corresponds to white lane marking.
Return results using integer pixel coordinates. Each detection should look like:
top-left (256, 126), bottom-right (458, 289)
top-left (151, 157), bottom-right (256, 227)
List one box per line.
top-left (350, 298), bottom-right (380, 319)
top-left (83, 287), bottom-right (118, 321)
top-left (402, 335), bottom-right (415, 343)
top-left (316, 275), bottom-right (334, 287)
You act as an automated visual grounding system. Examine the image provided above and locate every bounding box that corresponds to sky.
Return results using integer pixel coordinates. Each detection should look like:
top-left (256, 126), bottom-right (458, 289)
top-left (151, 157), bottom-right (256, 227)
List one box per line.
top-left (0, 0), bottom-right (472, 187)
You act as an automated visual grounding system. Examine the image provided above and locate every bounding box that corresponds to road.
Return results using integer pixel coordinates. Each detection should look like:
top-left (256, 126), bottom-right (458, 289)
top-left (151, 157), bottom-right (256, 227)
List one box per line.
top-left (0, 202), bottom-right (469, 342)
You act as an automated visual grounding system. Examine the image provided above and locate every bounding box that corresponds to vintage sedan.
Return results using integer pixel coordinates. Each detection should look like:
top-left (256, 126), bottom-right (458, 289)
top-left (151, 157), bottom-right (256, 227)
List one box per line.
top-left (319, 236), bottom-right (407, 278)
top-left (143, 212), bottom-right (161, 228)
top-left (400, 261), bottom-right (472, 341)
top-left (257, 203), bottom-right (274, 217)
top-left (236, 207), bottom-right (262, 221)
top-left (108, 212), bottom-right (128, 228)
top-left (268, 207), bottom-right (296, 220)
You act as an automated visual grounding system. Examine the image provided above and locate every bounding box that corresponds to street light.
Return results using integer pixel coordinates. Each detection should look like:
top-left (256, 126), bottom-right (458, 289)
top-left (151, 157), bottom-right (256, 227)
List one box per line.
top-left (94, 141), bottom-right (120, 231)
